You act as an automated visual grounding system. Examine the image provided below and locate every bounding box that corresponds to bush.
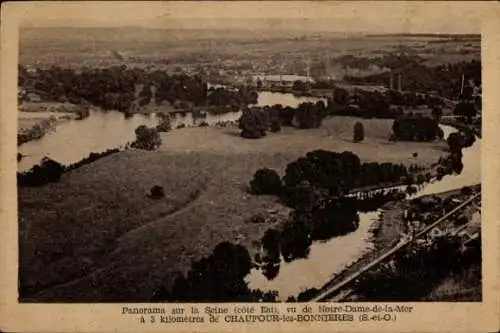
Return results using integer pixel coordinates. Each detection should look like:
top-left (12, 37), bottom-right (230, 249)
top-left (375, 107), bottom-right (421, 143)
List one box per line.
top-left (460, 186), bottom-right (473, 196)
top-left (249, 213), bottom-right (266, 224)
top-left (270, 119), bottom-right (281, 132)
top-left (250, 168), bottom-right (282, 195)
top-left (132, 125), bottom-right (162, 151)
top-left (155, 117), bottom-right (172, 132)
top-left (353, 121), bottom-right (365, 142)
top-left (454, 215), bottom-right (469, 226)
top-left (150, 185), bottom-right (165, 199)
top-left (17, 157), bottom-right (65, 187)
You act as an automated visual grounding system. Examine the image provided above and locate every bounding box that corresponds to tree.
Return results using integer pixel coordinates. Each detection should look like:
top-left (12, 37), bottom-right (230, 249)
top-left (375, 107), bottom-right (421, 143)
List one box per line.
top-left (270, 118), bottom-right (281, 132)
top-left (155, 242), bottom-right (254, 302)
top-left (17, 157), bottom-right (65, 187)
top-left (446, 132), bottom-right (466, 152)
top-left (292, 80), bottom-right (307, 92)
top-left (132, 125), bottom-right (162, 151)
top-left (250, 168), bottom-right (282, 195)
top-left (238, 108), bottom-right (267, 139)
top-left (353, 121), bottom-right (365, 142)
top-left (150, 185), bottom-right (165, 199)
top-left (294, 102), bottom-right (324, 129)
top-left (454, 102), bottom-right (477, 122)
top-left (155, 115), bottom-right (171, 132)
top-left (431, 106), bottom-right (443, 121)
top-left (333, 88), bottom-right (349, 106)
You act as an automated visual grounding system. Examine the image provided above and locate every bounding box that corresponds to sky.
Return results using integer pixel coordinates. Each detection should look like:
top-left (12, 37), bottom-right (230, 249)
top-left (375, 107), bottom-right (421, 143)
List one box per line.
top-left (13, 1), bottom-right (484, 34)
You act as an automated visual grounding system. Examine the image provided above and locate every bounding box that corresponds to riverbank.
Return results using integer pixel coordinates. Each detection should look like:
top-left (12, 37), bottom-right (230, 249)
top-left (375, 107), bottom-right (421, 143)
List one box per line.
top-left (325, 184), bottom-right (481, 302)
top-left (18, 102), bottom-right (90, 145)
top-left (18, 117), bottom-right (449, 302)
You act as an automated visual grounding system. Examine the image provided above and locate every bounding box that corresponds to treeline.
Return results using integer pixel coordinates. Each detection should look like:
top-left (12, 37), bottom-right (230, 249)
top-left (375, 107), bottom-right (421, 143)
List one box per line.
top-left (391, 114), bottom-right (444, 141)
top-left (17, 116), bottom-right (58, 146)
top-left (18, 65), bottom-right (257, 114)
top-left (238, 101), bottom-right (327, 138)
top-left (65, 148), bottom-right (120, 171)
top-left (327, 88), bottom-right (446, 119)
top-left (18, 149), bottom-right (120, 187)
top-left (152, 241), bottom-right (278, 302)
top-left (336, 53), bottom-right (423, 72)
top-left (344, 59), bottom-right (481, 101)
top-left (279, 150), bottom-right (409, 198)
top-left (207, 86), bottom-right (258, 106)
top-left (250, 150), bottom-right (409, 206)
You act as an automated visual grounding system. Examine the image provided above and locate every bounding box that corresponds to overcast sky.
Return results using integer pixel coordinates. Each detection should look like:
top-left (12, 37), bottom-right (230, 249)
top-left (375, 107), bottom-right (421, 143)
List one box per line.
top-left (16, 1), bottom-right (483, 34)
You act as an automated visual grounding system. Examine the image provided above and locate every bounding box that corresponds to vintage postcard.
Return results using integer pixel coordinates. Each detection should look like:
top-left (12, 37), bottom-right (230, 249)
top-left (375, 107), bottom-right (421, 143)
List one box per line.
top-left (1, 1), bottom-right (499, 332)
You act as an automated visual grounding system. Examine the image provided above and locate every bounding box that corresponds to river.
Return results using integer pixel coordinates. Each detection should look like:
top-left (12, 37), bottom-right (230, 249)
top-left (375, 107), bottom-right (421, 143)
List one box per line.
top-left (244, 124), bottom-right (481, 300)
top-left (18, 91), bottom-right (325, 172)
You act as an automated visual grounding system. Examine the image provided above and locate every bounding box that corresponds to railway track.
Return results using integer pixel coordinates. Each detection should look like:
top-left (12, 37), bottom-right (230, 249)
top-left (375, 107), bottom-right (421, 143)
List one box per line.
top-left (309, 193), bottom-right (481, 302)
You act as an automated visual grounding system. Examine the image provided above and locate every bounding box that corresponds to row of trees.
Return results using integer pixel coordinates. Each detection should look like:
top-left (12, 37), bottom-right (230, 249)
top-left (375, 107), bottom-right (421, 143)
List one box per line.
top-left (250, 150), bottom-right (410, 202)
top-left (391, 115), bottom-right (444, 141)
top-left (238, 101), bottom-right (327, 139)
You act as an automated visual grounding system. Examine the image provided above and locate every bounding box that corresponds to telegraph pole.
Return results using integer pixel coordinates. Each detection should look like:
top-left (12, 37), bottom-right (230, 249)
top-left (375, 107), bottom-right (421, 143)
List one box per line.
top-left (460, 74), bottom-right (465, 96)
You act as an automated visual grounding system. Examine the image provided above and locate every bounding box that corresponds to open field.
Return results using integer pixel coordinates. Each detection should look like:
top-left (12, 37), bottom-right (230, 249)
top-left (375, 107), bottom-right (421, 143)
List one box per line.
top-left (159, 117), bottom-right (448, 164)
top-left (19, 117), bottom-right (449, 301)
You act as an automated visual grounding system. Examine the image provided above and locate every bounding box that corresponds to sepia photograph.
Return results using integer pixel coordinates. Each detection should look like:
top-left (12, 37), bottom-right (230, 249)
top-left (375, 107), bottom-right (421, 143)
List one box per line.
top-left (13, 2), bottom-right (485, 306)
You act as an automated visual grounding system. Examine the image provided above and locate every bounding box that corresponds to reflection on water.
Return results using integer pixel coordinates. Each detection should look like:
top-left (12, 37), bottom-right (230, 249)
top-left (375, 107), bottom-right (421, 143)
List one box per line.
top-left (246, 211), bottom-right (380, 299)
top-left (245, 125), bottom-right (481, 300)
top-left (18, 92), bottom-right (324, 172)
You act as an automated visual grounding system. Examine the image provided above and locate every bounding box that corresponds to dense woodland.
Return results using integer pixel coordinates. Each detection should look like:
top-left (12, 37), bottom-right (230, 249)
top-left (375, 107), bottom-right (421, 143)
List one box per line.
top-left (344, 58), bottom-right (481, 100)
top-left (18, 65), bottom-right (258, 114)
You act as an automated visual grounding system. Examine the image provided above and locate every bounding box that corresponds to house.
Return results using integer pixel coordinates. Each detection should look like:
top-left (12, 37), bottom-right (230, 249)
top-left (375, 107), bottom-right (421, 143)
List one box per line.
top-left (26, 93), bottom-right (41, 102)
top-left (253, 74), bottom-right (315, 90)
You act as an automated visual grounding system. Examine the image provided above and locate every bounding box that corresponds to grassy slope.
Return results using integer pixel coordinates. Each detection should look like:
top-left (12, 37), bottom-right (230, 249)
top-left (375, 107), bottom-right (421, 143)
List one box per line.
top-left (19, 117), bottom-right (448, 301)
